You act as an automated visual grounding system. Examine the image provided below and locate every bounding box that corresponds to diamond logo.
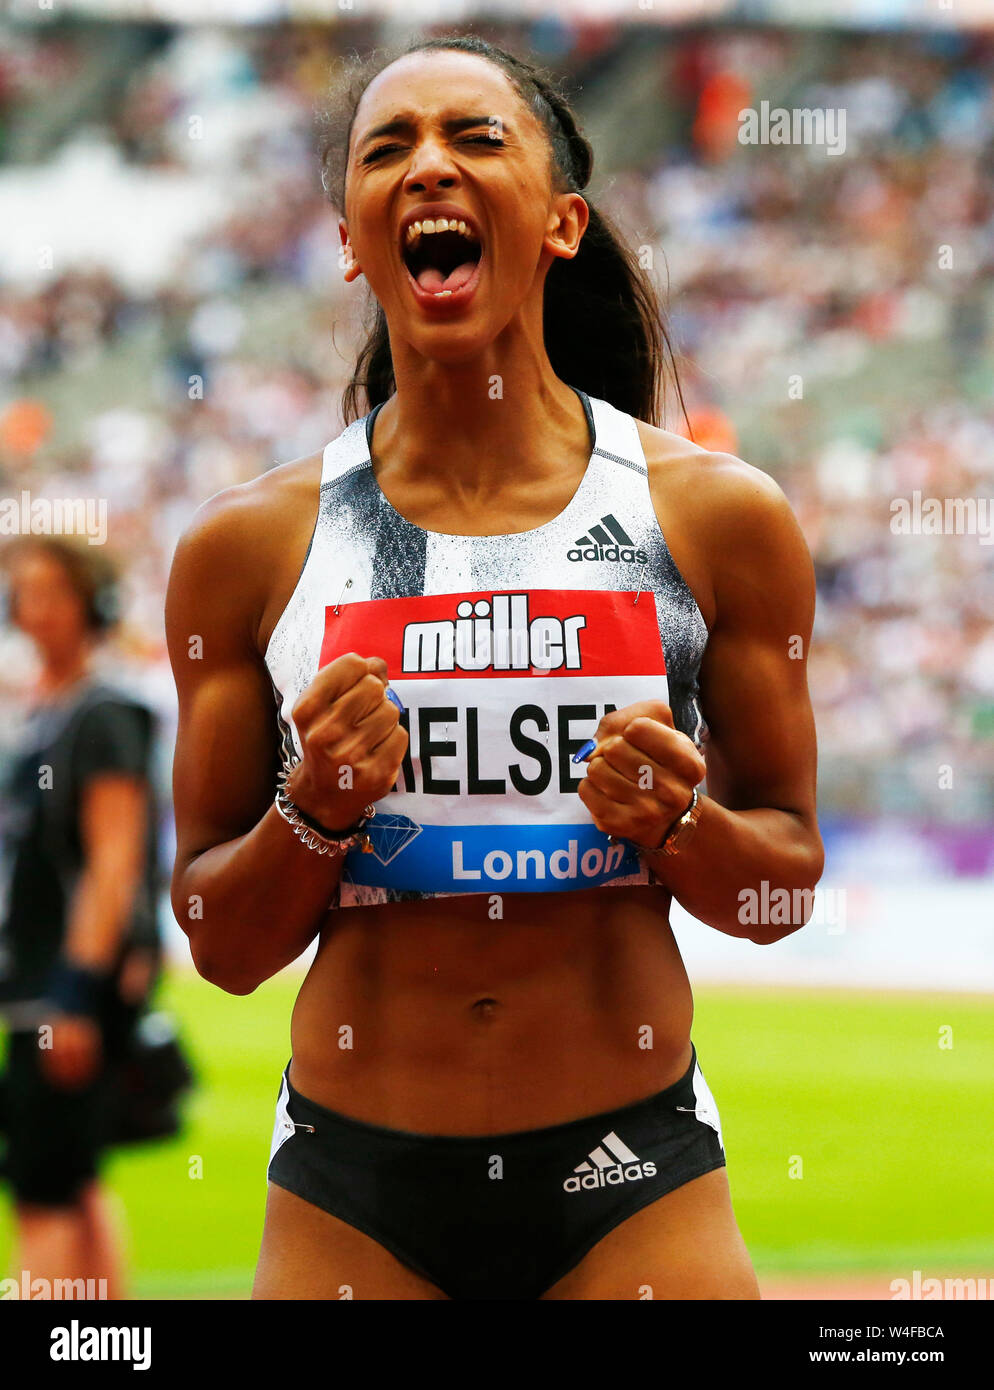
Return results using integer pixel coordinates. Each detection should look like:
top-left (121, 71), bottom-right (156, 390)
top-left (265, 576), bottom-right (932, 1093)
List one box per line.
top-left (362, 814), bottom-right (422, 865)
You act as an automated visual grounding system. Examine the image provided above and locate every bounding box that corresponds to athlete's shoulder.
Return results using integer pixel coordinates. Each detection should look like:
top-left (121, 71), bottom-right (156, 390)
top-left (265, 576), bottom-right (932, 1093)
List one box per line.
top-left (635, 418), bottom-right (803, 544)
top-left (179, 450), bottom-right (324, 553)
top-left (169, 452), bottom-right (325, 614)
top-left (634, 418), bottom-right (812, 602)
top-left (166, 450), bottom-right (324, 648)
top-left (635, 418), bottom-right (787, 514)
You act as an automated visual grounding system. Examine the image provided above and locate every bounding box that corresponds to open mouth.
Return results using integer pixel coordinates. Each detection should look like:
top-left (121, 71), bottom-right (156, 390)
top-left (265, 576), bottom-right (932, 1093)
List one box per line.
top-left (401, 216), bottom-right (483, 299)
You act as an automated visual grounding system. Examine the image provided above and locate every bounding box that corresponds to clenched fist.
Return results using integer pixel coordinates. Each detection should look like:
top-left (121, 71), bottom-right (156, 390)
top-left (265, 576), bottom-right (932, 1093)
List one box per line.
top-left (577, 699), bottom-right (706, 851)
top-left (286, 653), bottom-right (408, 832)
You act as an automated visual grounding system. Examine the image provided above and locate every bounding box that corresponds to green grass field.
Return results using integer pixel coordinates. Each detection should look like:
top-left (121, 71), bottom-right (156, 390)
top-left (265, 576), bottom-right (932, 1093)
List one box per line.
top-left (2, 973), bottom-right (992, 1297)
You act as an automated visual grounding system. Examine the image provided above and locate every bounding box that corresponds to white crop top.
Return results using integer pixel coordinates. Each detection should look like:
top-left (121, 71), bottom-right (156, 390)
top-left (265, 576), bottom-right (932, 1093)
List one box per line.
top-left (264, 387), bottom-right (708, 907)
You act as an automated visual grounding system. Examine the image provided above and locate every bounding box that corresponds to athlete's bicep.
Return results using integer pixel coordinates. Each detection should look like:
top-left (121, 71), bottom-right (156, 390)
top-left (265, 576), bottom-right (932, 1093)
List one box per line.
top-left (695, 463), bottom-right (819, 824)
top-left (166, 492), bottom-right (279, 871)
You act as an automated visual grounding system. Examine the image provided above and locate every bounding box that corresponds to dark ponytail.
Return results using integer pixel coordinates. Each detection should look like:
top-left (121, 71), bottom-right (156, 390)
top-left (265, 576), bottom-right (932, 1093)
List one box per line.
top-left (317, 35), bottom-right (688, 430)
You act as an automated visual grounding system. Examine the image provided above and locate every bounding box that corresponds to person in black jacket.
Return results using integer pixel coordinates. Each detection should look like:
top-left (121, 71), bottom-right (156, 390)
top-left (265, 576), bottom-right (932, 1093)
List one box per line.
top-left (0, 536), bottom-right (159, 1299)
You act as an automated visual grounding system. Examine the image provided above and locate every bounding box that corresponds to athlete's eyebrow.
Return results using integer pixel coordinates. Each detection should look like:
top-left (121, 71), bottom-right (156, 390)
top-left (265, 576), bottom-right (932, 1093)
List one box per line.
top-left (358, 114), bottom-right (510, 149)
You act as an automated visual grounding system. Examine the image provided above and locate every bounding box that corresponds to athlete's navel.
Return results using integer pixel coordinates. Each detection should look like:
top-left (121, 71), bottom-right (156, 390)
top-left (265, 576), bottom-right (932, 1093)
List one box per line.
top-left (470, 997), bottom-right (500, 1021)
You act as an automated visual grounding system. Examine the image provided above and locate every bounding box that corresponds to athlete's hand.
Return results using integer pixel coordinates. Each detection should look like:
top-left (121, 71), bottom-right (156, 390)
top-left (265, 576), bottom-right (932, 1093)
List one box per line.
top-left (577, 699), bottom-right (706, 850)
top-left (39, 1013), bottom-right (103, 1090)
top-left (286, 652), bottom-right (408, 831)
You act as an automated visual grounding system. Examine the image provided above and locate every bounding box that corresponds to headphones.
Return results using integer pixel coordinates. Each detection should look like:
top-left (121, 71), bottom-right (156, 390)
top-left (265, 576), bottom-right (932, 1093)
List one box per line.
top-left (86, 575), bottom-right (122, 633)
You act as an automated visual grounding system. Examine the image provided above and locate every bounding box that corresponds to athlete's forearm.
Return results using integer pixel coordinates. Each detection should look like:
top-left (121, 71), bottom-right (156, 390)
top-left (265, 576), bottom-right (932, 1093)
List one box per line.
top-left (173, 804), bottom-right (345, 993)
top-left (645, 795), bottom-right (824, 943)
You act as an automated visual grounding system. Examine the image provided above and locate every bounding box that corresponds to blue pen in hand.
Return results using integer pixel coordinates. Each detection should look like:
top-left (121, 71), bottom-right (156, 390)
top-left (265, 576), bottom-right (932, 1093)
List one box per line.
top-left (573, 738), bottom-right (597, 764)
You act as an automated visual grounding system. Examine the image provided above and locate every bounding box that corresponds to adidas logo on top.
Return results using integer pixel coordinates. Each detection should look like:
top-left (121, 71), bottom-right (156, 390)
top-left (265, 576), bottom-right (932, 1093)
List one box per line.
top-left (563, 1130), bottom-right (657, 1193)
top-left (567, 514), bottom-right (648, 564)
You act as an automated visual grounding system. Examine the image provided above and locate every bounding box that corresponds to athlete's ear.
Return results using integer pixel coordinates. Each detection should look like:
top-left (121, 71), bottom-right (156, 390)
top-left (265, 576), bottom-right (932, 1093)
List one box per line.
top-left (543, 193), bottom-right (588, 263)
top-left (339, 218), bottom-right (362, 283)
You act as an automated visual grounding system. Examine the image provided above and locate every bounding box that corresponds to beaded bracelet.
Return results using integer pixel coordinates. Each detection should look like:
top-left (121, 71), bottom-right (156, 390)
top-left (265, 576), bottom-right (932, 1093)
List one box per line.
top-left (274, 767), bottom-right (375, 857)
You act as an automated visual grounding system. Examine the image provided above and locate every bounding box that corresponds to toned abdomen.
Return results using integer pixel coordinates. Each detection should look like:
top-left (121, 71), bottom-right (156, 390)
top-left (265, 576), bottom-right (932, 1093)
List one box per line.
top-left (288, 883), bottom-right (695, 1134)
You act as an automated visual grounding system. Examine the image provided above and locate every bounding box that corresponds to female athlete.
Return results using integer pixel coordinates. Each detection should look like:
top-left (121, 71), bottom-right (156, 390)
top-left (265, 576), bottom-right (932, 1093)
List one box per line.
top-left (166, 36), bottom-right (823, 1301)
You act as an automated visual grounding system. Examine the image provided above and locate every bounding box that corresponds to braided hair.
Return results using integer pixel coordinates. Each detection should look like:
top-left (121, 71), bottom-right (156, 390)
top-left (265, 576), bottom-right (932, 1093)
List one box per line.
top-left (317, 35), bottom-right (687, 430)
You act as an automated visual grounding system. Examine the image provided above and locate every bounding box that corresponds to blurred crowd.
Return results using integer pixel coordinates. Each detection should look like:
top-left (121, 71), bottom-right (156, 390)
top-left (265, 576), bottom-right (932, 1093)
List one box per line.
top-left (1, 17), bottom-right (992, 829)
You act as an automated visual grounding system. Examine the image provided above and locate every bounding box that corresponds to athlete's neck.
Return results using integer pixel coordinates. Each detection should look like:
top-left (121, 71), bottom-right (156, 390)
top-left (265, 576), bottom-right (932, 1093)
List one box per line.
top-left (373, 362), bottom-right (590, 498)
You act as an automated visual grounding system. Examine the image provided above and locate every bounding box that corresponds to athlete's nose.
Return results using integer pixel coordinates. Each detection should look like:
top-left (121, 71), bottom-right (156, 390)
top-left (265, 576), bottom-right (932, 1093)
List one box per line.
top-left (403, 136), bottom-right (461, 194)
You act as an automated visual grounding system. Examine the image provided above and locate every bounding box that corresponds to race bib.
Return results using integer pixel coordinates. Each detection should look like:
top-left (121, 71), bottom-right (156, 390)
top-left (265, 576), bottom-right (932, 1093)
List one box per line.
top-left (319, 589), bottom-right (669, 896)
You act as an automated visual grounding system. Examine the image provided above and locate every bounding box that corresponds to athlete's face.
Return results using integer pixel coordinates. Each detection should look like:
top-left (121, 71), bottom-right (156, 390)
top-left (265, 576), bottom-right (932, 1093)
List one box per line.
top-left (341, 51), bottom-right (588, 360)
